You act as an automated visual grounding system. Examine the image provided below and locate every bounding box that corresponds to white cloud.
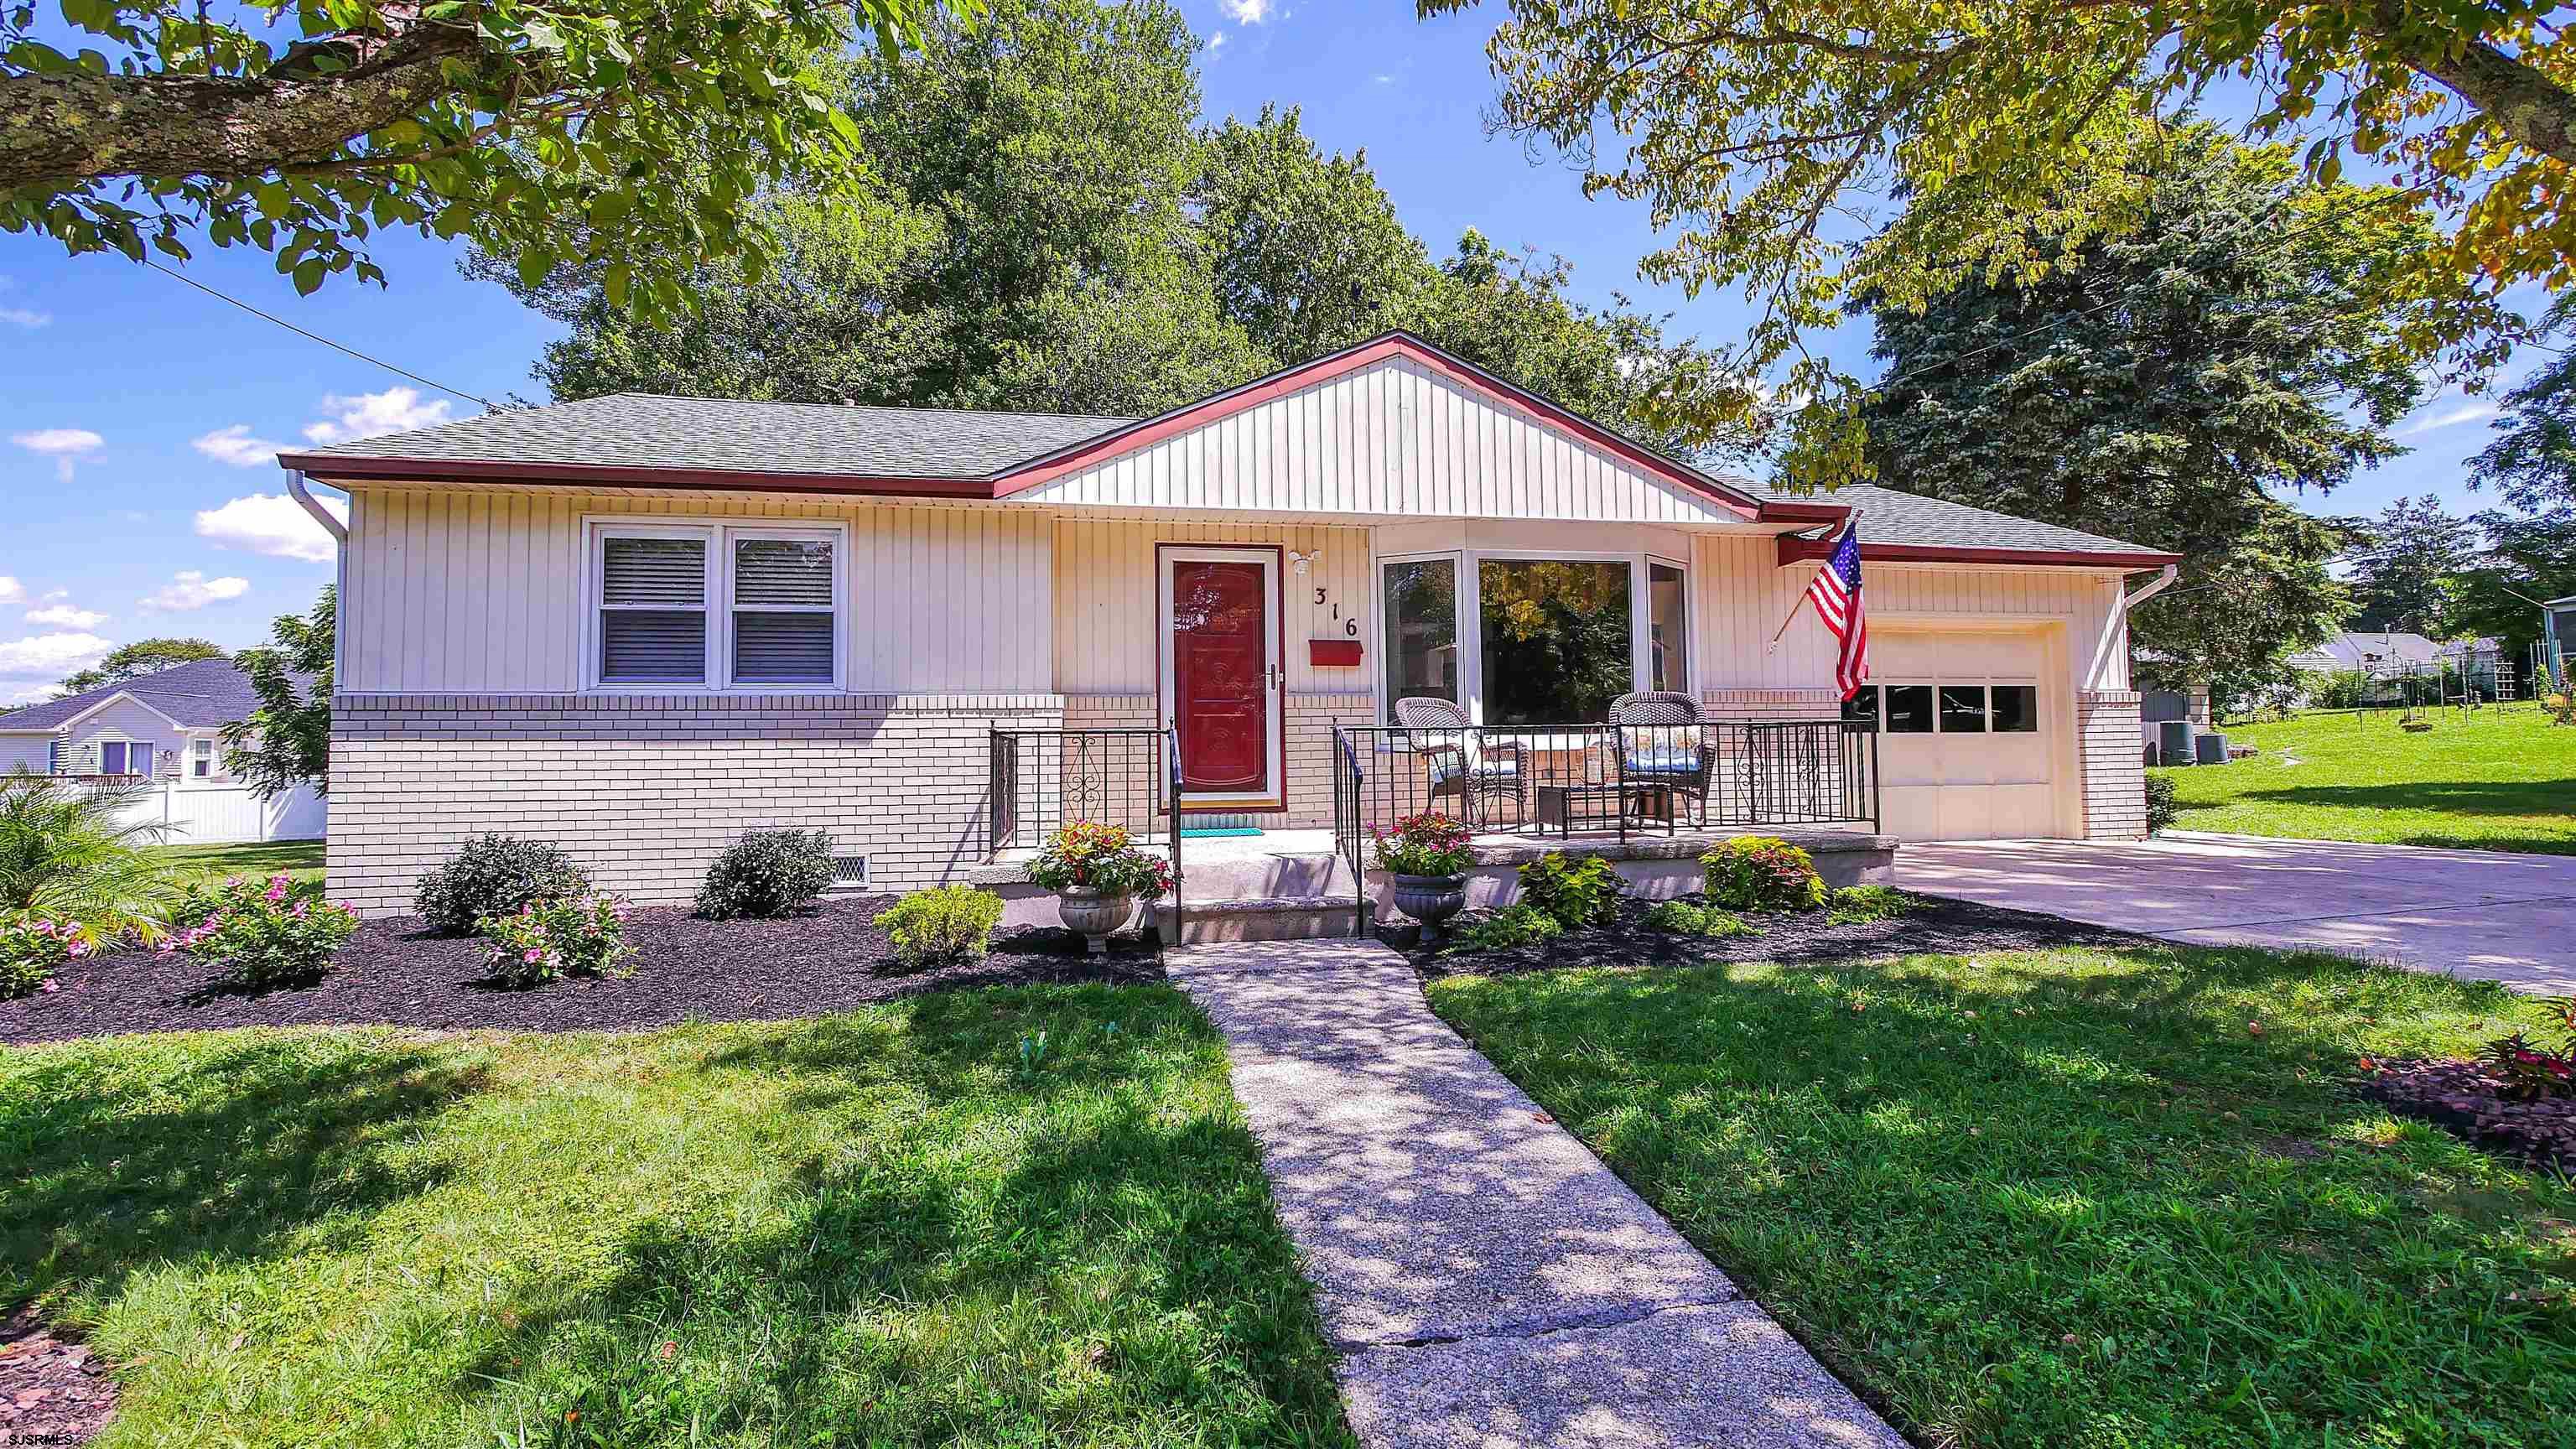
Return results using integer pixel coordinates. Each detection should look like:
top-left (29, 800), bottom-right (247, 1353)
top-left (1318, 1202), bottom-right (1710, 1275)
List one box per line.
top-left (0, 578), bottom-right (20, 605)
top-left (2397, 400), bottom-right (2501, 437)
top-left (138, 571), bottom-right (250, 612)
top-left (1220, 0), bottom-right (1270, 22)
top-left (12, 427), bottom-right (102, 480)
top-left (195, 491), bottom-right (346, 564)
top-left (0, 632), bottom-right (113, 681)
top-left (1208, 30), bottom-right (1227, 52)
top-left (192, 423), bottom-right (281, 468)
top-left (0, 307), bottom-right (48, 330)
top-left (301, 387), bottom-right (451, 445)
top-left (1372, 71), bottom-right (1394, 84)
top-left (24, 604), bottom-right (107, 629)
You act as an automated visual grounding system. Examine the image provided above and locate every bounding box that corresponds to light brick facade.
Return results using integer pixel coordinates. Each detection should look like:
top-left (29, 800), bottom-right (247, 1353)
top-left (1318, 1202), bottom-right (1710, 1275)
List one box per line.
top-left (330, 692), bottom-right (1064, 913)
top-left (2076, 690), bottom-right (2149, 839)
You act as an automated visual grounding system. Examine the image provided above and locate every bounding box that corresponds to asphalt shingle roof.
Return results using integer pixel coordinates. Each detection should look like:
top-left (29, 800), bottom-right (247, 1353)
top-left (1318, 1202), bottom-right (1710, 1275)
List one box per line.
top-left (0, 658), bottom-right (275, 731)
top-left (1723, 480), bottom-right (2171, 559)
top-left (294, 392), bottom-right (1135, 480)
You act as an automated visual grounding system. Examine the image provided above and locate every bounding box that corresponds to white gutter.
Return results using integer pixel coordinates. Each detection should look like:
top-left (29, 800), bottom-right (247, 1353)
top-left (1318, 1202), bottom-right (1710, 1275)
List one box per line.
top-left (2087, 564), bottom-right (2179, 691)
top-left (288, 470), bottom-right (348, 543)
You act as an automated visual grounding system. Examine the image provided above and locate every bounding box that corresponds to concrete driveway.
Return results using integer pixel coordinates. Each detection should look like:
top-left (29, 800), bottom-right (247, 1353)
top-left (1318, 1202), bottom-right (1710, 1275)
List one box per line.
top-left (1896, 831), bottom-right (2575, 995)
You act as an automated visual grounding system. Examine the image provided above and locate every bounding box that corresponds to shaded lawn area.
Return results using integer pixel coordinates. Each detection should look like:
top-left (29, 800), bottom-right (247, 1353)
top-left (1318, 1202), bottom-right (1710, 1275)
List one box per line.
top-left (1429, 947), bottom-right (2576, 1448)
top-left (0, 987), bottom-right (1353, 1448)
top-left (2159, 708), bottom-right (2576, 854)
top-left (148, 839), bottom-right (326, 891)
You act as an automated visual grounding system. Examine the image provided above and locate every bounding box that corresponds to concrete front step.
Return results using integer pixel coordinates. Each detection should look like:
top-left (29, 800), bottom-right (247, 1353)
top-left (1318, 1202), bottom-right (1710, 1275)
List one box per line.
top-left (1150, 895), bottom-right (1374, 943)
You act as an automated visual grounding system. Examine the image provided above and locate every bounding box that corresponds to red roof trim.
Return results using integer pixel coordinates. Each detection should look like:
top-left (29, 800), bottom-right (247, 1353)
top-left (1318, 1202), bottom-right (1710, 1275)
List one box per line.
top-left (1776, 535), bottom-right (2184, 569)
top-left (274, 452), bottom-right (992, 498)
top-left (989, 333), bottom-right (1768, 521)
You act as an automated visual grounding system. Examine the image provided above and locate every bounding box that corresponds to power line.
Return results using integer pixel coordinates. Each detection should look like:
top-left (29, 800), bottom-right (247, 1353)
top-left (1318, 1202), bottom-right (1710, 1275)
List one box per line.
top-left (143, 258), bottom-right (500, 411)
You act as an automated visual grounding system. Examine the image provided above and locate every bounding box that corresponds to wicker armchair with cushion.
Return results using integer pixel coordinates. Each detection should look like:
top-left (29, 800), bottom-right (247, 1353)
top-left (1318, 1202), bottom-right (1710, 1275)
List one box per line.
top-left (1392, 695), bottom-right (1524, 827)
top-left (1608, 690), bottom-right (1717, 825)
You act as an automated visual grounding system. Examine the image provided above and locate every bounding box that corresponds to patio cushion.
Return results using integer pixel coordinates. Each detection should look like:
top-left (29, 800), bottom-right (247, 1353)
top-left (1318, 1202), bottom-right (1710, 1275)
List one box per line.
top-left (1426, 754), bottom-right (1521, 790)
top-left (1620, 745), bottom-right (1706, 782)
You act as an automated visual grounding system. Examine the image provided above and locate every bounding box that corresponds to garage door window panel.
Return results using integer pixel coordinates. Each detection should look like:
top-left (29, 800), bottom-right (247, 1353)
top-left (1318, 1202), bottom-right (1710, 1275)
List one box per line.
top-left (1992, 684), bottom-right (2039, 733)
top-left (1938, 685), bottom-right (1989, 733)
top-left (1841, 685), bottom-right (1879, 729)
top-left (1883, 685), bottom-right (1935, 734)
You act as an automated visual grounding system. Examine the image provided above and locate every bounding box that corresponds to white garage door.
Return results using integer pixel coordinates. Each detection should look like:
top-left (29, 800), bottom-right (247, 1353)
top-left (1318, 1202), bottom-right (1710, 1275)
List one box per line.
top-left (1858, 629), bottom-right (2058, 841)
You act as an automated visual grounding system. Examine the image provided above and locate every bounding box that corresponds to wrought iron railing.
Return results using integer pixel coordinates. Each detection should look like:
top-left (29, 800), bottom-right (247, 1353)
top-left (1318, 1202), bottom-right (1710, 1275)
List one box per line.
top-left (1328, 718), bottom-right (1879, 840)
top-left (1331, 724), bottom-right (1368, 937)
top-left (987, 727), bottom-right (1184, 944)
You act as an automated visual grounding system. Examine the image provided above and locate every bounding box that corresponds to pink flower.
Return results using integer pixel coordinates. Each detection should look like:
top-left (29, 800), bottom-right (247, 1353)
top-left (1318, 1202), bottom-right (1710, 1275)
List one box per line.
top-left (30, 921), bottom-right (53, 937)
top-left (290, 901), bottom-right (310, 920)
top-left (522, 948), bottom-right (543, 964)
top-left (264, 883), bottom-right (288, 903)
top-left (39, 979), bottom-right (57, 994)
top-left (65, 942), bottom-right (90, 958)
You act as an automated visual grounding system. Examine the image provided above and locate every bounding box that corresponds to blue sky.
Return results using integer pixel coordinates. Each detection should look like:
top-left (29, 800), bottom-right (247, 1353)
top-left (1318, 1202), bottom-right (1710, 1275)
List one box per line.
top-left (0, 0), bottom-right (2544, 704)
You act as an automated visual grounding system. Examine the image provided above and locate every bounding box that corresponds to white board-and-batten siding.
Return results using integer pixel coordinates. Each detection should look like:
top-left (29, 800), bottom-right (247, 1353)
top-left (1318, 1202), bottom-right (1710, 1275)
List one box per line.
top-left (340, 489), bottom-right (1052, 693)
top-left (1052, 519), bottom-right (1374, 695)
top-left (1015, 356), bottom-right (1750, 526)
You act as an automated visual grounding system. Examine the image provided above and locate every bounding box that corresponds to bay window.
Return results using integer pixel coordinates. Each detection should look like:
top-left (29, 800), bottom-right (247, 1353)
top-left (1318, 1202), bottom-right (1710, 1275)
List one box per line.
top-left (1379, 549), bottom-right (1693, 724)
top-left (589, 521), bottom-right (844, 691)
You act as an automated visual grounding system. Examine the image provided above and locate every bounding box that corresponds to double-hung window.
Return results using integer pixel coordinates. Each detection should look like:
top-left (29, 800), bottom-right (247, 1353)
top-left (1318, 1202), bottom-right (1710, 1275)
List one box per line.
top-left (590, 521), bottom-right (844, 691)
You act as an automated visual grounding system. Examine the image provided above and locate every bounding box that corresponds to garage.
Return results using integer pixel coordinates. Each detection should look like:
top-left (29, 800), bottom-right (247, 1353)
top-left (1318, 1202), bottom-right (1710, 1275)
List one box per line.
top-left (1849, 626), bottom-right (2068, 841)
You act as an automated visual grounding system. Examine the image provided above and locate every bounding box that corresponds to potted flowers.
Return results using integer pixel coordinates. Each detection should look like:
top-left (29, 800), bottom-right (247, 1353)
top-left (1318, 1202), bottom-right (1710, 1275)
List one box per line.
top-left (1026, 821), bottom-right (1174, 953)
top-left (1372, 812), bottom-right (1474, 943)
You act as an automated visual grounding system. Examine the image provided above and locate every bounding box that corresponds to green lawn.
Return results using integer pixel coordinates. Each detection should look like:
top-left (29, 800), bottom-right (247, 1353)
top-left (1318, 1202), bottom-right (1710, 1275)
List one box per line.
top-left (2157, 707), bottom-right (2576, 854)
top-left (1429, 947), bottom-right (2576, 1448)
top-left (148, 839), bottom-right (326, 890)
top-left (0, 988), bottom-right (1352, 1448)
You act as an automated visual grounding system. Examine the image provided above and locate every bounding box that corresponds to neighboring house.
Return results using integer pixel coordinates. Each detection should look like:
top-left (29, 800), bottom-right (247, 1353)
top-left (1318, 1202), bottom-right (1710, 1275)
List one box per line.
top-left (2547, 596), bottom-right (2575, 679)
top-left (276, 332), bottom-right (2180, 915)
top-left (2283, 631), bottom-right (2498, 676)
top-left (0, 658), bottom-right (262, 782)
top-left (0, 659), bottom-right (326, 844)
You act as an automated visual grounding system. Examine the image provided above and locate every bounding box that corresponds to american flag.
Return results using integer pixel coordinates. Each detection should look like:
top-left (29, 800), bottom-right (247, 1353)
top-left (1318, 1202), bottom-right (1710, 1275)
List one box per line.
top-left (1805, 523), bottom-right (1869, 699)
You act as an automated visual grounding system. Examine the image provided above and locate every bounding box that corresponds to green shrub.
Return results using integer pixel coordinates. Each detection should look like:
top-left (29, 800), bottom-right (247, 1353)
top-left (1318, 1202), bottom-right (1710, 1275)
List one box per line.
top-left (0, 770), bottom-right (177, 944)
top-left (415, 834), bottom-right (589, 936)
top-left (1825, 885), bottom-right (1917, 925)
top-left (0, 911), bottom-right (87, 998)
top-left (2144, 773), bottom-right (2181, 834)
top-left (697, 828), bottom-right (835, 919)
top-left (1700, 837), bottom-right (1827, 912)
top-left (875, 886), bottom-right (1005, 969)
top-left (1447, 904), bottom-right (1563, 953)
top-left (1643, 900), bottom-right (1757, 938)
top-left (476, 891), bottom-right (632, 987)
top-left (1515, 852), bottom-right (1623, 929)
top-left (164, 874), bottom-right (360, 989)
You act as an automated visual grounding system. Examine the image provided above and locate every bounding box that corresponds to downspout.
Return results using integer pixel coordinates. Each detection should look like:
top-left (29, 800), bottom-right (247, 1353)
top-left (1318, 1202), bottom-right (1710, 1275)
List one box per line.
top-left (2087, 564), bottom-right (2179, 692)
top-left (288, 471), bottom-right (347, 544)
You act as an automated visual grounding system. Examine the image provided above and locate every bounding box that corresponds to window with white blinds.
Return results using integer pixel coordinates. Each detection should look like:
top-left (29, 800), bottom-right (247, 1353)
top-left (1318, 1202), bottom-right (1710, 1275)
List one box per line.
top-left (589, 522), bottom-right (844, 691)
top-left (731, 537), bottom-right (835, 683)
top-left (599, 534), bottom-right (709, 683)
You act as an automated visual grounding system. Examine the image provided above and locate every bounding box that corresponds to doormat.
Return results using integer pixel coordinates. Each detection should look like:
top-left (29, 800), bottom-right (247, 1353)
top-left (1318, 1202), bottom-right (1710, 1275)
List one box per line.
top-left (1179, 827), bottom-right (1264, 839)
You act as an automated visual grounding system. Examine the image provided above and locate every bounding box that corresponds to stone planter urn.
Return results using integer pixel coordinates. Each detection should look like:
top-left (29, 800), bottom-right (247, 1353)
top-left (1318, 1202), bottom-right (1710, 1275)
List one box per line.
top-left (1389, 873), bottom-right (1467, 943)
top-left (1057, 886), bottom-right (1136, 954)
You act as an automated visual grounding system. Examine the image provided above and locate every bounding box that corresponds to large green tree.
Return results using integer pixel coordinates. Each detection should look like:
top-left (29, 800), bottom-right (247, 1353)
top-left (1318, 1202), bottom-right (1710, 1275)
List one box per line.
top-left (482, 0), bottom-right (1763, 460)
top-left (2454, 510), bottom-right (2576, 671)
top-left (2473, 293), bottom-right (2576, 521)
top-left (223, 589), bottom-right (335, 801)
top-left (2347, 495), bottom-right (2480, 635)
top-left (1858, 131), bottom-right (2410, 691)
top-left (4, 0), bottom-right (945, 313)
top-left (55, 638), bottom-right (226, 698)
top-left (1426, 0), bottom-right (2544, 484)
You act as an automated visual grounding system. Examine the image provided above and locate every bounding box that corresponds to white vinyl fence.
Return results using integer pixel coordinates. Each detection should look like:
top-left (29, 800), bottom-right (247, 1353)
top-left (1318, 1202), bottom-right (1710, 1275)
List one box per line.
top-left (98, 780), bottom-right (327, 845)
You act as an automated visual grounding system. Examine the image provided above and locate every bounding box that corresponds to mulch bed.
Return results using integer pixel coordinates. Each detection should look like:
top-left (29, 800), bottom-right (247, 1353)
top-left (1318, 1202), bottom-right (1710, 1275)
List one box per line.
top-left (1394, 889), bottom-right (2153, 978)
top-left (2364, 1057), bottom-right (2576, 1171)
top-left (0, 1306), bottom-right (114, 1446)
top-left (0, 895), bottom-right (1161, 1046)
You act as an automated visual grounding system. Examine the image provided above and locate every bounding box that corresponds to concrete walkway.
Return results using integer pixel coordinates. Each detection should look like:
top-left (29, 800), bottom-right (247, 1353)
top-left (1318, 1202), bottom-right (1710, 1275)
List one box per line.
top-left (1898, 832), bottom-right (2576, 995)
top-left (1170, 939), bottom-right (1903, 1449)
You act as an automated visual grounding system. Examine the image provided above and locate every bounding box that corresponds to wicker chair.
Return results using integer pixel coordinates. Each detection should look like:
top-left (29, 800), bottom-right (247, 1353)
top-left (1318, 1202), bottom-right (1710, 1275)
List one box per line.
top-left (1608, 690), bottom-right (1717, 825)
top-left (1392, 695), bottom-right (1524, 827)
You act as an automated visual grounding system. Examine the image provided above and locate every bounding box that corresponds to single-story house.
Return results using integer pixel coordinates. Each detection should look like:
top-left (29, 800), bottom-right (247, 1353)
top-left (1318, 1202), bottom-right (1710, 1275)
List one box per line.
top-left (274, 333), bottom-right (2179, 918)
top-left (2283, 631), bottom-right (2498, 676)
top-left (0, 657), bottom-right (265, 782)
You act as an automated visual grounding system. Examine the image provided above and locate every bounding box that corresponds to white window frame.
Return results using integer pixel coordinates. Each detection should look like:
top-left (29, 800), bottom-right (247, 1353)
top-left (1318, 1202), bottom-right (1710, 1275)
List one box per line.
top-left (582, 517), bottom-right (849, 694)
top-left (1374, 548), bottom-right (1693, 730)
top-left (190, 735), bottom-right (216, 779)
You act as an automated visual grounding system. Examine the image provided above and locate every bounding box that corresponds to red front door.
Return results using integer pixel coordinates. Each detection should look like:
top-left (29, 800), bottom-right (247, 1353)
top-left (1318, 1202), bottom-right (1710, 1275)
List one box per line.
top-left (1171, 560), bottom-right (1270, 795)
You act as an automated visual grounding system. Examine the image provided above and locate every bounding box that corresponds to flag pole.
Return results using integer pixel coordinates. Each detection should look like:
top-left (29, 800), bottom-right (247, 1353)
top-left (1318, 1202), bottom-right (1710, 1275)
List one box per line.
top-left (1764, 508), bottom-right (1861, 654)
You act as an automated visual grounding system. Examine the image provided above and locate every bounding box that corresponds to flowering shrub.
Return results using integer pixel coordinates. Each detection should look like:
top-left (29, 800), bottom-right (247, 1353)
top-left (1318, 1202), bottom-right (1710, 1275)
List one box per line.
top-left (1372, 812), bottom-right (1473, 876)
top-left (1701, 837), bottom-right (1828, 913)
top-left (1026, 822), bottom-right (1173, 899)
top-left (1516, 851), bottom-right (1623, 929)
top-left (1, 912), bottom-right (89, 997)
top-left (875, 885), bottom-right (1005, 969)
top-left (477, 892), bottom-right (633, 988)
top-left (162, 875), bottom-right (359, 989)
top-left (2479, 996), bottom-right (2576, 1101)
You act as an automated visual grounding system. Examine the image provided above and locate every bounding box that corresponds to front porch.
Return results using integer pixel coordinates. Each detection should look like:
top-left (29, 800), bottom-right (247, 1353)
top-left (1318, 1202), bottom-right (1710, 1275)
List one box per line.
top-left (978, 722), bottom-right (1891, 941)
